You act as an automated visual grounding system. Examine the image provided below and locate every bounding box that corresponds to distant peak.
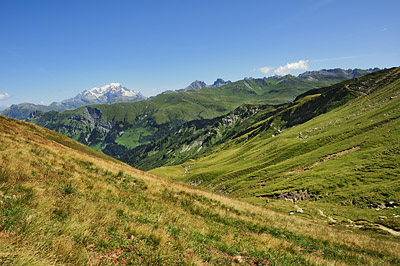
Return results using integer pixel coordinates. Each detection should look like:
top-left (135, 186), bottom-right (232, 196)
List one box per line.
top-left (297, 68), bottom-right (380, 80)
top-left (109, 82), bottom-right (122, 87)
top-left (210, 78), bottom-right (231, 87)
top-left (62, 82), bottom-right (146, 105)
top-left (181, 78), bottom-right (231, 91)
top-left (182, 80), bottom-right (207, 91)
top-left (88, 82), bottom-right (124, 92)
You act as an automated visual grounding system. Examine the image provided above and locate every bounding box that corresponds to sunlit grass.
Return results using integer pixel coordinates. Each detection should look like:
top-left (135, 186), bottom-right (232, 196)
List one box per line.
top-left (152, 68), bottom-right (400, 244)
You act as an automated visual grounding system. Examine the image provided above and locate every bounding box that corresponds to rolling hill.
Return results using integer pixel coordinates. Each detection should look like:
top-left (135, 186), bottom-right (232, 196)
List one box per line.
top-left (1, 113), bottom-right (399, 265)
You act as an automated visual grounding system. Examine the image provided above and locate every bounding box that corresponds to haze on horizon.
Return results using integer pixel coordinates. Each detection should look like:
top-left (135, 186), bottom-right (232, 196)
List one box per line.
top-left (0, 0), bottom-right (399, 108)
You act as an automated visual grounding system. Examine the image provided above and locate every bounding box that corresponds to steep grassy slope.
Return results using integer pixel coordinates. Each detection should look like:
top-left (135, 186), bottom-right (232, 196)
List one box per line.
top-left (1, 116), bottom-right (399, 265)
top-left (28, 70), bottom-right (376, 161)
top-left (126, 68), bottom-right (389, 171)
top-left (127, 71), bottom-right (367, 171)
top-left (151, 67), bottom-right (400, 231)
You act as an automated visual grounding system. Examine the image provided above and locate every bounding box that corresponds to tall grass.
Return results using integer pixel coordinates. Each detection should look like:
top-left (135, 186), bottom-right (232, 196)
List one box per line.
top-left (1, 105), bottom-right (399, 265)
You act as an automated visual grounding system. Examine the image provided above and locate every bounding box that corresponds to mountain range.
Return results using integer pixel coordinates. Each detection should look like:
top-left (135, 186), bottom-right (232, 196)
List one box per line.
top-left (24, 68), bottom-right (379, 161)
top-left (1, 69), bottom-right (379, 121)
top-left (56, 82), bottom-right (146, 106)
top-left (152, 67), bottom-right (400, 202)
top-left (149, 66), bottom-right (400, 233)
top-left (181, 78), bottom-right (232, 91)
top-left (125, 67), bottom-right (399, 179)
top-left (0, 83), bottom-right (146, 120)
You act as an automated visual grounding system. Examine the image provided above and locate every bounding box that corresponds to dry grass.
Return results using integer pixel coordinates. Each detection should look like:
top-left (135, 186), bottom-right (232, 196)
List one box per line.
top-left (0, 115), bottom-right (399, 265)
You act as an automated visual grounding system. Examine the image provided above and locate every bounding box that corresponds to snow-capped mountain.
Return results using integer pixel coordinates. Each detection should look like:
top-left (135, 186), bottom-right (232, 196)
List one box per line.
top-left (62, 83), bottom-right (146, 105)
top-left (0, 83), bottom-right (147, 120)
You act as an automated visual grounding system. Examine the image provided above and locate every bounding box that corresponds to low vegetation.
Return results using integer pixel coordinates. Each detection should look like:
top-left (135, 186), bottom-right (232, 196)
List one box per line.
top-left (1, 113), bottom-right (399, 265)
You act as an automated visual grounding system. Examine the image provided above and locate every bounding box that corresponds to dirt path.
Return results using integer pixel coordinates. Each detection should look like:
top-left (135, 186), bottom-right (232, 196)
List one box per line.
top-left (317, 209), bottom-right (400, 236)
top-left (318, 209), bottom-right (337, 223)
top-left (375, 224), bottom-right (400, 236)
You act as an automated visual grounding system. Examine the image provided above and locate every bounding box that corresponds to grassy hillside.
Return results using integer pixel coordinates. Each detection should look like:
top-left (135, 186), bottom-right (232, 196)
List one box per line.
top-left (28, 71), bottom-right (375, 161)
top-left (1, 116), bottom-right (399, 265)
top-left (127, 68), bottom-right (393, 171)
top-left (126, 70), bottom-right (371, 171)
top-left (151, 67), bottom-right (400, 232)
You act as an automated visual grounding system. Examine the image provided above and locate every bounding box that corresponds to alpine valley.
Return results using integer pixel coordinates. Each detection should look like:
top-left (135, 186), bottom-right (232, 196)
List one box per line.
top-left (25, 68), bottom-right (378, 160)
top-left (1, 66), bottom-right (400, 265)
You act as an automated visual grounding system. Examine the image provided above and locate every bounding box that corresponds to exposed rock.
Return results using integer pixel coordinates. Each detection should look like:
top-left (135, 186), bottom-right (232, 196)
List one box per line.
top-left (209, 78), bottom-right (231, 88)
top-left (184, 164), bottom-right (194, 175)
top-left (368, 200), bottom-right (399, 209)
top-left (183, 80), bottom-right (207, 91)
top-left (215, 185), bottom-right (227, 194)
top-left (180, 78), bottom-right (231, 92)
top-left (267, 189), bottom-right (314, 201)
top-left (188, 180), bottom-right (203, 186)
top-left (296, 207), bottom-right (304, 213)
top-left (378, 203), bottom-right (386, 209)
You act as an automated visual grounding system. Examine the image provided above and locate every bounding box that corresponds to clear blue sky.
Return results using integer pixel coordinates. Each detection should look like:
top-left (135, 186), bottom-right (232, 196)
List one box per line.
top-left (0, 0), bottom-right (399, 107)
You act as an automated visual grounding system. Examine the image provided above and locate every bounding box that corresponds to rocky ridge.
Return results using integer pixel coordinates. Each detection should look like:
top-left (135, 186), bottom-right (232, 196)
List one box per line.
top-left (180, 78), bottom-right (232, 91)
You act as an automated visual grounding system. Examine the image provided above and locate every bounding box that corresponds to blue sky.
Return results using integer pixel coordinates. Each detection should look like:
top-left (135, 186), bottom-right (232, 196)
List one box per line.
top-left (0, 0), bottom-right (399, 107)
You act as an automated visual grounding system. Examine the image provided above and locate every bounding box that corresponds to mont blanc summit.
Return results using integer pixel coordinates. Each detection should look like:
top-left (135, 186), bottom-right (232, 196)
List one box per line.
top-left (64, 83), bottom-right (146, 104)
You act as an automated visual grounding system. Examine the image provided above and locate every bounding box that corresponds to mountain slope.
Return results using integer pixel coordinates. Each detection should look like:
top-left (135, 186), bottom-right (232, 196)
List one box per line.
top-left (1, 116), bottom-right (400, 265)
top-left (151, 67), bottom-right (400, 230)
top-left (123, 104), bottom-right (278, 170)
top-left (28, 68), bottom-right (378, 160)
top-left (122, 68), bottom-right (383, 171)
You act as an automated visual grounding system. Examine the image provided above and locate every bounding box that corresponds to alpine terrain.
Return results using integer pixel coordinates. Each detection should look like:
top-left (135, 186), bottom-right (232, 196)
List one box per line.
top-left (1, 108), bottom-right (399, 265)
top-left (150, 66), bottom-right (400, 236)
top-left (2, 1), bottom-right (399, 265)
top-left (26, 68), bottom-right (378, 161)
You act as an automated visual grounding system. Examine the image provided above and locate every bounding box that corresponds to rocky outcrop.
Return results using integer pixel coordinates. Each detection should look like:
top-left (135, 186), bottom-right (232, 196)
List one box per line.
top-left (208, 78), bottom-right (231, 88)
top-left (265, 189), bottom-right (314, 201)
top-left (46, 106), bottom-right (116, 146)
top-left (180, 78), bottom-right (232, 92)
top-left (183, 80), bottom-right (207, 91)
top-left (124, 104), bottom-right (265, 170)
